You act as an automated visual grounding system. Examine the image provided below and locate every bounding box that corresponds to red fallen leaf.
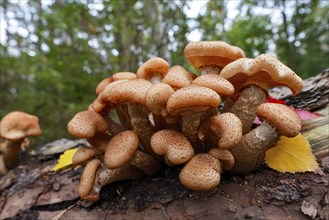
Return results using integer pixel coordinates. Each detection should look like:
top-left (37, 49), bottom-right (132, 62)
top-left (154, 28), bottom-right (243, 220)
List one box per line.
top-left (266, 97), bottom-right (286, 105)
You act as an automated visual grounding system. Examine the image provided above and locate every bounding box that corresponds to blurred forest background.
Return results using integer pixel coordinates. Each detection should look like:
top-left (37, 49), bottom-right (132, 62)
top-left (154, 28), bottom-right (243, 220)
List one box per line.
top-left (1, 0), bottom-right (328, 146)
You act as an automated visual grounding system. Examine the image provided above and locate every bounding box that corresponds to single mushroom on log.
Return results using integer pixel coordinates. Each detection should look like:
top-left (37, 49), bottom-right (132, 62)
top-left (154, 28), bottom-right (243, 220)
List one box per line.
top-left (150, 129), bottom-right (194, 165)
top-left (166, 85), bottom-right (221, 150)
top-left (104, 130), bottom-right (160, 176)
top-left (136, 57), bottom-right (169, 84)
top-left (219, 54), bottom-right (303, 134)
top-left (229, 103), bottom-right (302, 175)
top-left (0, 111), bottom-right (41, 175)
top-left (184, 41), bottom-right (245, 75)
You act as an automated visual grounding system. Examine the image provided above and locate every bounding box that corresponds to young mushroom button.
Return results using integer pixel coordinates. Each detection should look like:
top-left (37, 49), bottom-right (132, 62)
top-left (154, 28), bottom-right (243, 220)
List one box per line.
top-left (184, 41), bottom-right (245, 75)
top-left (150, 129), bottom-right (194, 165)
top-left (136, 57), bottom-right (169, 84)
top-left (162, 65), bottom-right (194, 90)
top-left (219, 54), bottom-right (303, 134)
top-left (229, 103), bottom-right (302, 175)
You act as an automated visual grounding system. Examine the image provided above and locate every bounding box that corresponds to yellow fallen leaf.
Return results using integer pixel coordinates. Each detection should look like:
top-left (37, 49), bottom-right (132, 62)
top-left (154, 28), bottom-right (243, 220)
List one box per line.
top-left (265, 134), bottom-right (319, 173)
top-left (52, 148), bottom-right (78, 171)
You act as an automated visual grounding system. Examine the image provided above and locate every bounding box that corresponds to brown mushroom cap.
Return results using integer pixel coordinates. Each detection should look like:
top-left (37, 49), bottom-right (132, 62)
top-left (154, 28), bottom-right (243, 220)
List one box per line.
top-left (67, 110), bottom-right (109, 139)
top-left (104, 130), bottom-right (139, 169)
top-left (193, 74), bottom-right (235, 96)
top-left (167, 85), bottom-right (221, 115)
top-left (179, 153), bottom-right (221, 191)
top-left (146, 83), bottom-right (175, 116)
top-left (98, 79), bottom-right (129, 104)
top-left (256, 103), bottom-right (302, 137)
top-left (136, 57), bottom-right (169, 83)
top-left (112, 72), bottom-right (137, 81)
top-left (198, 113), bottom-right (242, 149)
top-left (219, 54), bottom-right (303, 95)
top-left (79, 159), bottom-right (101, 200)
top-left (208, 148), bottom-right (234, 170)
top-left (72, 146), bottom-right (99, 166)
top-left (162, 65), bottom-right (193, 90)
top-left (95, 77), bottom-right (113, 95)
top-left (150, 129), bottom-right (194, 165)
top-left (0, 111), bottom-right (41, 140)
top-left (184, 41), bottom-right (245, 71)
top-left (106, 79), bottom-right (152, 106)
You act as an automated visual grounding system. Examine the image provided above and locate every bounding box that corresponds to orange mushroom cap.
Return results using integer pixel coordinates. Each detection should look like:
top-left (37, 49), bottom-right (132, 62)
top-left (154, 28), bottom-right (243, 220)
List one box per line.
top-left (184, 41), bottom-right (245, 71)
top-left (136, 57), bottom-right (169, 83)
top-left (219, 54), bottom-right (303, 95)
top-left (0, 111), bottom-right (41, 140)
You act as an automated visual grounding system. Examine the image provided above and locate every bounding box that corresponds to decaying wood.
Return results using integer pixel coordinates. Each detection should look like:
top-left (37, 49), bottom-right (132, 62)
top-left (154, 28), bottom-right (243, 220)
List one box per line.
top-left (0, 71), bottom-right (328, 220)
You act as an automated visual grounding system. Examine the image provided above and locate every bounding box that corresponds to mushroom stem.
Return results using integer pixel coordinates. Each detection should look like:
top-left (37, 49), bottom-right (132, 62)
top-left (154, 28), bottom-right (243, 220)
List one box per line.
top-left (115, 104), bottom-right (132, 130)
top-left (0, 139), bottom-right (23, 169)
top-left (0, 154), bottom-right (7, 175)
top-left (127, 104), bottom-right (158, 158)
top-left (200, 65), bottom-right (221, 75)
top-left (229, 121), bottom-right (279, 175)
top-left (229, 85), bottom-right (267, 134)
top-left (181, 111), bottom-right (204, 150)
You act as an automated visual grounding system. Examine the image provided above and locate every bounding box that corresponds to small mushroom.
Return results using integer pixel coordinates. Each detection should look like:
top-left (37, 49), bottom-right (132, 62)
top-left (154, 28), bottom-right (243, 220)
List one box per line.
top-left (184, 41), bottom-right (245, 75)
top-left (136, 57), bottom-right (169, 84)
top-left (67, 110), bottom-right (109, 139)
top-left (167, 85), bottom-right (221, 148)
top-left (145, 83), bottom-right (179, 129)
top-left (0, 111), bottom-right (41, 175)
top-left (112, 71), bottom-right (137, 81)
top-left (79, 159), bottom-right (144, 202)
top-left (104, 130), bottom-right (160, 176)
top-left (95, 76), bottom-right (113, 95)
top-left (220, 54), bottom-right (303, 133)
top-left (179, 153), bottom-right (221, 191)
top-left (229, 103), bottom-right (302, 175)
top-left (198, 113), bottom-right (242, 150)
top-left (72, 146), bottom-right (102, 166)
top-left (162, 65), bottom-right (193, 90)
top-left (150, 129), bottom-right (194, 165)
top-left (208, 148), bottom-right (235, 171)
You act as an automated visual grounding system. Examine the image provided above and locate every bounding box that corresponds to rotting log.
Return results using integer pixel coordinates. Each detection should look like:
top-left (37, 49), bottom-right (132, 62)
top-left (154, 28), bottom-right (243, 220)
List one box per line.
top-left (0, 70), bottom-right (328, 220)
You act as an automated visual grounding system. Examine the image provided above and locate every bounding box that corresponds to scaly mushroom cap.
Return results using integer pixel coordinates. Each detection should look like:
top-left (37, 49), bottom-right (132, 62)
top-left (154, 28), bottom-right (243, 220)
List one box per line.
top-left (136, 57), bottom-right (169, 84)
top-left (150, 129), bottom-right (194, 165)
top-left (193, 74), bottom-right (235, 96)
top-left (104, 130), bottom-right (139, 169)
top-left (184, 41), bottom-right (245, 71)
top-left (162, 65), bottom-right (193, 90)
top-left (95, 77), bottom-right (113, 95)
top-left (179, 153), bottom-right (221, 191)
top-left (167, 85), bottom-right (221, 115)
top-left (88, 98), bottom-right (108, 113)
top-left (72, 147), bottom-right (99, 165)
top-left (67, 110), bottom-right (109, 139)
top-left (0, 111), bottom-right (41, 140)
top-left (146, 83), bottom-right (175, 116)
top-left (98, 80), bottom-right (128, 104)
top-left (219, 54), bottom-right (303, 95)
top-left (256, 103), bottom-right (302, 137)
top-left (79, 159), bottom-right (101, 200)
top-left (198, 113), bottom-right (242, 149)
top-left (106, 79), bottom-right (152, 106)
top-left (208, 148), bottom-right (234, 170)
top-left (112, 72), bottom-right (137, 81)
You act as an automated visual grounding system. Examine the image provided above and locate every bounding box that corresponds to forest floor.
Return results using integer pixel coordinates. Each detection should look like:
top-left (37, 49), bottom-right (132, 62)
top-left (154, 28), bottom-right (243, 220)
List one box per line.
top-left (0, 70), bottom-right (328, 220)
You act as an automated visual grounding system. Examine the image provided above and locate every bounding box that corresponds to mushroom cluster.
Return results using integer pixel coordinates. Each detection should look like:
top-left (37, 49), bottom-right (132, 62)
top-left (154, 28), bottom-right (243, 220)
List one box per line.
top-left (67, 41), bottom-right (303, 201)
top-left (0, 111), bottom-right (42, 175)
